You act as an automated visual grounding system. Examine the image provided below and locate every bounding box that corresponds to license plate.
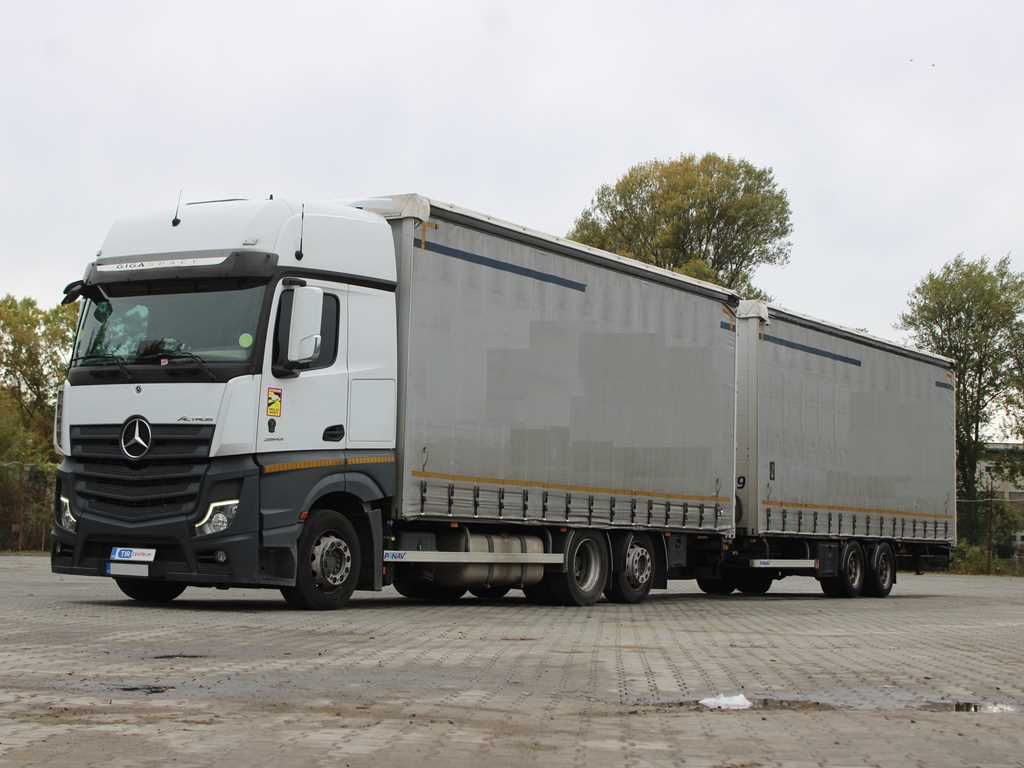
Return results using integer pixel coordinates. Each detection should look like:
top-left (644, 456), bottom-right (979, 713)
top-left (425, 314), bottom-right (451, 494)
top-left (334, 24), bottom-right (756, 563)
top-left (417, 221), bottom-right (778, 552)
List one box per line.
top-left (109, 547), bottom-right (156, 563)
top-left (106, 562), bottom-right (149, 577)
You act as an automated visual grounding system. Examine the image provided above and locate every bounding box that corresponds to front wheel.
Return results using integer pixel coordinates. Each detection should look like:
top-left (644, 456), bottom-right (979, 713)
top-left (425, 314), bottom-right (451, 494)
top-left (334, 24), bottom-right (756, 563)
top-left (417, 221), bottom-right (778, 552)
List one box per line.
top-left (605, 534), bottom-right (656, 603)
top-left (281, 510), bottom-right (361, 610)
top-left (116, 579), bottom-right (187, 604)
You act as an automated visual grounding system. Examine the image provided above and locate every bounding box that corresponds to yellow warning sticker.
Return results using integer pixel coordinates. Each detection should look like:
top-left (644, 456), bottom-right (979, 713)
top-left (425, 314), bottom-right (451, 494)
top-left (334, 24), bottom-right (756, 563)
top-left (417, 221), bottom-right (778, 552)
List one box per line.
top-left (267, 387), bottom-right (282, 417)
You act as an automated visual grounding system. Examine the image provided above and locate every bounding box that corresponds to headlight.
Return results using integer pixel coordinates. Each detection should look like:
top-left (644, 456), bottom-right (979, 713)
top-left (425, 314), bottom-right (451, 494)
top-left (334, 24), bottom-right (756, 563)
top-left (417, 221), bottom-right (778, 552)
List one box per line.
top-left (58, 496), bottom-right (76, 532)
top-left (195, 500), bottom-right (240, 536)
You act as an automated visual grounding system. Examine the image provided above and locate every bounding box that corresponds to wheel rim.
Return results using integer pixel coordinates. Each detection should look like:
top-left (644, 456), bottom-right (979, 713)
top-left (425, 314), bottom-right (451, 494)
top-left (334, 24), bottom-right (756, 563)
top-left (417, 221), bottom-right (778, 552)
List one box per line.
top-left (573, 539), bottom-right (602, 593)
top-left (878, 550), bottom-right (893, 588)
top-left (624, 540), bottom-right (652, 590)
top-left (311, 533), bottom-right (352, 591)
top-left (845, 548), bottom-right (862, 589)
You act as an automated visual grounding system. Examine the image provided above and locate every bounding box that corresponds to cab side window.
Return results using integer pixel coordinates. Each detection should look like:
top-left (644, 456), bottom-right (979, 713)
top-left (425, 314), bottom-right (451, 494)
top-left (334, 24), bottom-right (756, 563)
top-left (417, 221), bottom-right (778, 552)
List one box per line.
top-left (273, 290), bottom-right (340, 371)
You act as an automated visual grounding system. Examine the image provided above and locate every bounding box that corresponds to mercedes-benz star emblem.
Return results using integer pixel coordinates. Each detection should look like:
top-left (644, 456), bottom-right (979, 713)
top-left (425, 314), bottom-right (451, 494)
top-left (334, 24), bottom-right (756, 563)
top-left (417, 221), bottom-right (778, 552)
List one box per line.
top-left (120, 417), bottom-right (152, 460)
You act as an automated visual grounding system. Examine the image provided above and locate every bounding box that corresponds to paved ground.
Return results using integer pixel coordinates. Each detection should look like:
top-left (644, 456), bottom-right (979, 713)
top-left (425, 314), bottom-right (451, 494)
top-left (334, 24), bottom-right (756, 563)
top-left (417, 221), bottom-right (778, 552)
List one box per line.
top-left (0, 556), bottom-right (1022, 768)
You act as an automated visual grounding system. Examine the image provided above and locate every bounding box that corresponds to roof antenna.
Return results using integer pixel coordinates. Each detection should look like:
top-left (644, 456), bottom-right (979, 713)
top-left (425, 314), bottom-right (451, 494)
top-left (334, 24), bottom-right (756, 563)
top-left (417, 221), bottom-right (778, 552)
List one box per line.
top-left (171, 189), bottom-right (183, 227)
top-left (294, 204), bottom-right (305, 260)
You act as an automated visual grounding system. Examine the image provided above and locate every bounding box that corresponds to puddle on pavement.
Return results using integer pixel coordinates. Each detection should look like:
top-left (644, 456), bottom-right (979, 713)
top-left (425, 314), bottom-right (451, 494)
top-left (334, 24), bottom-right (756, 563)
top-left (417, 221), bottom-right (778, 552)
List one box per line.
top-left (920, 701), bottom-right (1018, 713)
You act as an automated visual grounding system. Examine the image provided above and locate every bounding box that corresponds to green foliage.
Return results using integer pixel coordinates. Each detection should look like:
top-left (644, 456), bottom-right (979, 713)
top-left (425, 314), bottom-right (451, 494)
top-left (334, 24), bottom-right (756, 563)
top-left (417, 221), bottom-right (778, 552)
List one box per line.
top-left (898, 255), bottom-right (1024, 544)
top-left (568, 153), bottom-right (792, 298)
top-left (0, 295), bottom-right (77, 549)
top-left (950, 541), bottom-right (1024, 576)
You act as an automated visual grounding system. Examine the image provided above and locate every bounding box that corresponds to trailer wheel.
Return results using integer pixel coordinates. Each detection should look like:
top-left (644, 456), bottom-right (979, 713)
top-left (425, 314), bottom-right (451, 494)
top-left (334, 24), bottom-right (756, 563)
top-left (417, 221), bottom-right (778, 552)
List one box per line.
top-left (281, 510), bottom-right (361, 610)
top-left (864, 542), bottom-right (895, 598)
top-left (819, 540), bottom-right (865, 598)
top-left (469, 585), bottom-right (511, 600)
top-left (605, 534), bottom-right (655, 603)
top-left (697, 576), bottom-right (736, 596)
top-left (736, 572), bottom-right (773, 595)
top-left (115, 579), bottom-right (187, 604)
top-left (549, 530), bottom-right (609, 606)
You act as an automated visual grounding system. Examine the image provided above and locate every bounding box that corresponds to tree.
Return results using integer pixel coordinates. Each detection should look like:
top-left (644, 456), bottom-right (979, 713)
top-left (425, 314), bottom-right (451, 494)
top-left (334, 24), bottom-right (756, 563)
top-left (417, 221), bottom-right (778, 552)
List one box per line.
top-left (898, 255), bottom-right (1024, 544)
top-left (0, 296), bottom-right (78, 549)
top-left (568, 153), bottom-right (792, 298)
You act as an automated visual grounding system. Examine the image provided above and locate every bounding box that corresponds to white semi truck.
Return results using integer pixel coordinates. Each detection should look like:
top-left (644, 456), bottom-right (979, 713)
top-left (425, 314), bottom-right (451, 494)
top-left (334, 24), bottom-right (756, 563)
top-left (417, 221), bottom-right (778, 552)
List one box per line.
top-left (51, 194), bottom-right (955, 608)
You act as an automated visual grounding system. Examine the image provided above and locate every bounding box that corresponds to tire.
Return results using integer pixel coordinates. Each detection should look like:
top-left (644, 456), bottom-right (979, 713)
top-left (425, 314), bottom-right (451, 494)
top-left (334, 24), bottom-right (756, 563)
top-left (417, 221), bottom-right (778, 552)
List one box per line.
top-left (605, 533), bottom-right (656, 604)
top-left (115, 579), bottom-right (187, 604)
top-left (864, 542), bottom-right (895, 598)
top-left (548, 530), bottom-right (609, 606)
top-left (697, 575), bottom-right (736, 595)
top-left (736, 572), bottom-right (773, 595)
top-left (280, 510), bottom-right (361, 610)
top-left (469, 585), bottom-right (511, 600)
top-left (522, 577), bottom-right (559, 605)
top-left (820, 540), bottom-right (865, 598)
top-left (392, 566), bottom-right (466, 602)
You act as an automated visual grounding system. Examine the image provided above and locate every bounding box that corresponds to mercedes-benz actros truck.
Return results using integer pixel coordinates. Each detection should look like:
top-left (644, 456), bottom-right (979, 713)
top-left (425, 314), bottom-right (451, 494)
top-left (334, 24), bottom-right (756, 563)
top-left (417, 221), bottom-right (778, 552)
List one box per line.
top-left (51, 194), bottom-right (954, 609)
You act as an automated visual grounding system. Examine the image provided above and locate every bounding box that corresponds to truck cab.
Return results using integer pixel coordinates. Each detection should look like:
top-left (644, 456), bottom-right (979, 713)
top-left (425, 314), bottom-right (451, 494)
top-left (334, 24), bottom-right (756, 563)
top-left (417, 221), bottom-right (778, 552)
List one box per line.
top-left (52, 197), bottom-right (399, 608)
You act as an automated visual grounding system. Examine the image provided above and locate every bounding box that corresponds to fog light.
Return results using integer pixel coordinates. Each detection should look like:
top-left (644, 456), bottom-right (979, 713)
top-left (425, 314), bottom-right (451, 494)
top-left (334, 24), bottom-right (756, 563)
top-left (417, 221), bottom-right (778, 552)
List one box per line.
top-left (59, 496), bottom-right (76, 533)
top-left (214, 550), bottom-right (228, 564)
top-left (195, 500), bottom-right (240, 537)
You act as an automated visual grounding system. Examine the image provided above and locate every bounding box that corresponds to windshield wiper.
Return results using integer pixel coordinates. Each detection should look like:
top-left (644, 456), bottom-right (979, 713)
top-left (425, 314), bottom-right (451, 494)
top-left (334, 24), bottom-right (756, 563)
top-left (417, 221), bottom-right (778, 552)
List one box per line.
top-left (68, 353), bottom-right (133, 380)
top-left (136, 350), bottom-right (217, 381)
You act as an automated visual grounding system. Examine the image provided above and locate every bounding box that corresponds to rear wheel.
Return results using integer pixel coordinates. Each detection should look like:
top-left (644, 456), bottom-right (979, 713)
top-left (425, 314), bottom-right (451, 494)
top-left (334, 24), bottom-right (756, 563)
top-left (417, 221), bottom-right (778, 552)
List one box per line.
top-left (697, 575), bottom-right (736, 596)
top-left (469, 585), bottom-right (511, 600)
top-left (281, 510), bottom-right (361, 610)
top-left (605, 534), bottom-right (656, 604)
top-left (549, 531), bottom-right (609, 606)
top-left (736, 572), bottom-right (773, 595)
top-left (115, 579), bottom-right (186, 604)
top-left (819, 540), bottom-right (865, 598)
top-left (864, 542), bottom-right (895, 598)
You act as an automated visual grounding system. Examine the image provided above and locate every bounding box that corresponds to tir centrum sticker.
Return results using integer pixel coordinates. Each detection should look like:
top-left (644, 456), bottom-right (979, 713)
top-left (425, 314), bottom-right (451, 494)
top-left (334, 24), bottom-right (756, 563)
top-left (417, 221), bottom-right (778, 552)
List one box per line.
top-left (266, 387), bottom-right (283, 417)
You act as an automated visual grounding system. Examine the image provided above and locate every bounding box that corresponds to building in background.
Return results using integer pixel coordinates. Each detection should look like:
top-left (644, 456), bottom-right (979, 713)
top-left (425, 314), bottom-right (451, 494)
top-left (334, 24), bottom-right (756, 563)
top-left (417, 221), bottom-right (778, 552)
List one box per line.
top-left (978, 442), bottom-right (1024, 559)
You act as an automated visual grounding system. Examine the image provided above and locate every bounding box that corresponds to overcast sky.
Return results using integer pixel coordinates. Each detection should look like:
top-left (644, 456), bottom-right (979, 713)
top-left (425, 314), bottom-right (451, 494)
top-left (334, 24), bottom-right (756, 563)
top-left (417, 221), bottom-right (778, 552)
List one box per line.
top-left (2, 1), bottom-right (1021, 341)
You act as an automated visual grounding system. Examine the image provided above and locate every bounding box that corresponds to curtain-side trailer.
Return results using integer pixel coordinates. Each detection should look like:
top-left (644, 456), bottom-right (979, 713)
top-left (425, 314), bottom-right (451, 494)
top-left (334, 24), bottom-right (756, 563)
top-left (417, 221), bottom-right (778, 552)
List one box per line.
top-left (720, 300), bottom-right (955, 597)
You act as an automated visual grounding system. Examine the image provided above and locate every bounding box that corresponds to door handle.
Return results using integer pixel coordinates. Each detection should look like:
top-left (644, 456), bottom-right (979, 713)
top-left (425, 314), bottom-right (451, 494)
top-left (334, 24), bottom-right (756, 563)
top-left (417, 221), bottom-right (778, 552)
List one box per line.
top-left (323, 424), bottom-right (345, 442)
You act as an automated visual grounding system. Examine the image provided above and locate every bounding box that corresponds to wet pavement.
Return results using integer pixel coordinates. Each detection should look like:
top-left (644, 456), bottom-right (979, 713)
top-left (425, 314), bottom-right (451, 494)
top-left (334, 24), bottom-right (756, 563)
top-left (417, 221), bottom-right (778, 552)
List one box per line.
top-left (1, 555), bottom-right (1022, 767)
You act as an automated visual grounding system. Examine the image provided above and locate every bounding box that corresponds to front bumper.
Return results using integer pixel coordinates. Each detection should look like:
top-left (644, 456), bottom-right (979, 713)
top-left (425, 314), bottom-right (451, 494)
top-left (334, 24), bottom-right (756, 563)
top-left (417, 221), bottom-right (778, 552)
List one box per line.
top-left (50, 455), bottom-right (297, 587)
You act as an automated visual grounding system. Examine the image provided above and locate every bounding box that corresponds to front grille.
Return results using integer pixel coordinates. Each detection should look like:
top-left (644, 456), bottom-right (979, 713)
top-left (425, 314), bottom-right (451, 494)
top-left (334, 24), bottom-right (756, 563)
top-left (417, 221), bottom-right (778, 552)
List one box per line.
top-left (70, 424), bottom-right (214, 521)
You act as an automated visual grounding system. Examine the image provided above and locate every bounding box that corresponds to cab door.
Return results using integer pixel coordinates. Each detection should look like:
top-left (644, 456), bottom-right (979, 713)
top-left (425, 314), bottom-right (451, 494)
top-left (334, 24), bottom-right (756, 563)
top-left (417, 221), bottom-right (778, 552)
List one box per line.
top-left (257, 279), bottom-right (348, 454)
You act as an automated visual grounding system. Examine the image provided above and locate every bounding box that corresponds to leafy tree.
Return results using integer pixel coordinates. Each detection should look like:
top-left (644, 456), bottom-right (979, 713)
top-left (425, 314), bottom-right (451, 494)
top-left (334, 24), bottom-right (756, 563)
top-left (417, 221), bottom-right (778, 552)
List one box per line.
top-left (898, 255), bottom-right (1024, 544)
top-left (0, 296), bottom-right (78, 549)
top-left (568, 153), bottom-right (792, 298)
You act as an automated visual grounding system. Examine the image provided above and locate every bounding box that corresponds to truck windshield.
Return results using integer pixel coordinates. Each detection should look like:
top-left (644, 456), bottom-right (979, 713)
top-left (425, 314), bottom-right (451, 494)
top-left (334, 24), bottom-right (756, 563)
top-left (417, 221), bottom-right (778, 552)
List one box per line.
top-left (72, 282), bottom-right (266, 366)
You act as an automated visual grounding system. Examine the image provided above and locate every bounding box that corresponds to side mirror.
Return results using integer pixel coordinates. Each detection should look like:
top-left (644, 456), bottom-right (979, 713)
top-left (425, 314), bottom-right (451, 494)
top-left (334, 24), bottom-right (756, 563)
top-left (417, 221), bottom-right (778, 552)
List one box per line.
top-left (286, 286), bottom-right (324, 365)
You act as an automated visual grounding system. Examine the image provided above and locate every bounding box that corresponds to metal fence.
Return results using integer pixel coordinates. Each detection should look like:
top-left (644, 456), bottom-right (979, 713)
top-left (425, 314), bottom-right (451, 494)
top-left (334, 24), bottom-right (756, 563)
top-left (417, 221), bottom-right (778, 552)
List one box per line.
top-left (0, 462), bottom-right (57, 551)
